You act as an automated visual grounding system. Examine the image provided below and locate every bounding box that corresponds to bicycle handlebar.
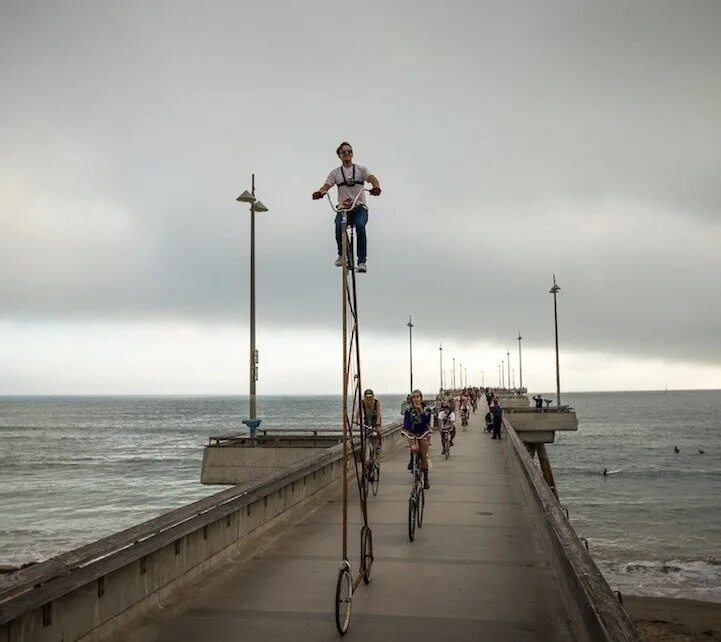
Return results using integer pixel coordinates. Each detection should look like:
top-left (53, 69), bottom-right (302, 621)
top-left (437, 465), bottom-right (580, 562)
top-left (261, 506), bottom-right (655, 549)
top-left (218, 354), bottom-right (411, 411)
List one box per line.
top-left (326, 188), bottom-right (371, 214)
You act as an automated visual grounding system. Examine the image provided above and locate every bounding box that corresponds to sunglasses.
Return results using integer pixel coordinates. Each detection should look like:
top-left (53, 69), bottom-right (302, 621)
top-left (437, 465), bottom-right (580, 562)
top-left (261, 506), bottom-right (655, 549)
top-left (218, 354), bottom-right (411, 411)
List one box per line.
top-left (339, 149), bottom-right (353, 155)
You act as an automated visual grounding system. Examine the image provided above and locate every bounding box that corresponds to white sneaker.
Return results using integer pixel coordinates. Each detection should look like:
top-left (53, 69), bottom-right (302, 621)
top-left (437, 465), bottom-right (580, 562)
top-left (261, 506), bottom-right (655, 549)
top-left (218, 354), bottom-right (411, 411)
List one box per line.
top-left (334, 257), bottom-right (343, 267)
top-left (358, 262), bottom-right (367, 273)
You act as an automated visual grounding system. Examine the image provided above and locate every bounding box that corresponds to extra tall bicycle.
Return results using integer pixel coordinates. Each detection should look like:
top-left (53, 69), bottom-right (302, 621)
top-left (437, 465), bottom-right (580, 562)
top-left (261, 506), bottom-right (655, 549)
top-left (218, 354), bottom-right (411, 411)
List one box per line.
top-left (325, 189), bottom-right (374, 635)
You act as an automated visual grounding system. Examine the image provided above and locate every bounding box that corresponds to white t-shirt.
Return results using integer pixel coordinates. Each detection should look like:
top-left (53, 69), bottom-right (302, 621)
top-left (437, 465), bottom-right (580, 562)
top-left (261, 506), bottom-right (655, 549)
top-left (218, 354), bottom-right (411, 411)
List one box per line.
top-left (326, 164), bottom-right (371, 209)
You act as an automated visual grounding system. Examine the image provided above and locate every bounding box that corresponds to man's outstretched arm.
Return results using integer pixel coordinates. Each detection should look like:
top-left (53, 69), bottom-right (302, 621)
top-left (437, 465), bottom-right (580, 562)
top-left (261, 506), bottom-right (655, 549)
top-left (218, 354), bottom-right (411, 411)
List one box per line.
top-left (313, 182), bottom-right (333, 199)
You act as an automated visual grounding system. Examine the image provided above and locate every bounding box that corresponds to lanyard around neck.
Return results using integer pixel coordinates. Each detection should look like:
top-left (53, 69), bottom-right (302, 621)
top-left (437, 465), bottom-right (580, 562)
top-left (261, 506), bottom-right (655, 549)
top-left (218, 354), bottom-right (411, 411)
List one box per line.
top-left (340, 164), bottom-right (356, 186)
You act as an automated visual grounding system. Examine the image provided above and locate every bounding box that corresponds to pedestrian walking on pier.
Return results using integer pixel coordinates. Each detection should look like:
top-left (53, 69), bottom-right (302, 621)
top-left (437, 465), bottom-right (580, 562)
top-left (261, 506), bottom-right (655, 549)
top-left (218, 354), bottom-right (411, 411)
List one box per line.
top-left (490, 400), bottom-right (503, 440)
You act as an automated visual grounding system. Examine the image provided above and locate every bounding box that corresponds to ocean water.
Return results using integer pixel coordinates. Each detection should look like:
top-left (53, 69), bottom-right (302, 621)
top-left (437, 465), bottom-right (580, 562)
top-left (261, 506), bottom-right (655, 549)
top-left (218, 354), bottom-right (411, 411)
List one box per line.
top-left (548, 390), bottom-right (721, 603)
top-left (0, 394), bottom-right (405, 566)
top-left (0, 391), bottom-right (719, 603)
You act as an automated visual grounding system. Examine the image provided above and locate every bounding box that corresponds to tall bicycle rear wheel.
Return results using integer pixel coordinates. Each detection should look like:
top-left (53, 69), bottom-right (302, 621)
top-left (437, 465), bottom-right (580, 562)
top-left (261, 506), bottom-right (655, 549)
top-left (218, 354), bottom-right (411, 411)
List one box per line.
top-left (335, 563), bottom-right (352, 635)
top-left (408, 496), bottom-right (416, 542)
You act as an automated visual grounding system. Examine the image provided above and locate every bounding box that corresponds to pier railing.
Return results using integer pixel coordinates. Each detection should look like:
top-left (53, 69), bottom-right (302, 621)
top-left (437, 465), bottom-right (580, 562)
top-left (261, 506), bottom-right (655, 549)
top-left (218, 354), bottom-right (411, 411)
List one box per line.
top-left (503, 415), bottom-right (641, 642)
top-left (0, 422), bottom-right (406, 641)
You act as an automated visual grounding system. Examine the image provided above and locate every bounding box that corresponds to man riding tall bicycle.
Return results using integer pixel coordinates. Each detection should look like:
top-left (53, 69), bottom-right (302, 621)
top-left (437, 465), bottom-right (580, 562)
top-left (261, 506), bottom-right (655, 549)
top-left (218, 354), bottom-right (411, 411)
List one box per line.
top-left (312, 142), bottom-right (382, 273)
top-left (402, 390), bottom-right (431, 489)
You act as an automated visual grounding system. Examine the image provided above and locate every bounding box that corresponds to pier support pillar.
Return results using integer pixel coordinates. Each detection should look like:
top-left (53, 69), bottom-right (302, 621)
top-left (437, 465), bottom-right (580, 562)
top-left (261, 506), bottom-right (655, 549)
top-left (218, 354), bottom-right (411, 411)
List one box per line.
top-left (536, 443), bottom-right (558, 500)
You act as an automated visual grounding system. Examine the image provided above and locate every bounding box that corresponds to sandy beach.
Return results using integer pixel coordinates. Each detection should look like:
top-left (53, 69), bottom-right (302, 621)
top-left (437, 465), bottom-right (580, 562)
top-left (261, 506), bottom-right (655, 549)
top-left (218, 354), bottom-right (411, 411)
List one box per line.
top-left (625, 595), bottom-right (721, 641)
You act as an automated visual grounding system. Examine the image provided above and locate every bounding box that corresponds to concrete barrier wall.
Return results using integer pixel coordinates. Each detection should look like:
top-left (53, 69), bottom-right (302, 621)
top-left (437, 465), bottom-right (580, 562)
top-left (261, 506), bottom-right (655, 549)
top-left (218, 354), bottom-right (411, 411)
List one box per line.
top-left (0, 423), bottom-right (405, 642)
top-left (502, 415), bottom-right (640, 642)
top-left (201, 443), bottom-right (330, 485)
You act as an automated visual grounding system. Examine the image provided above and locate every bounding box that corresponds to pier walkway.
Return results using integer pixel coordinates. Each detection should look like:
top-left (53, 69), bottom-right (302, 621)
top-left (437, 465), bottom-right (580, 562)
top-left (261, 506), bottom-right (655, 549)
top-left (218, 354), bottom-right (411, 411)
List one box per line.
top-left (117, 412), bottom-right (573, 642)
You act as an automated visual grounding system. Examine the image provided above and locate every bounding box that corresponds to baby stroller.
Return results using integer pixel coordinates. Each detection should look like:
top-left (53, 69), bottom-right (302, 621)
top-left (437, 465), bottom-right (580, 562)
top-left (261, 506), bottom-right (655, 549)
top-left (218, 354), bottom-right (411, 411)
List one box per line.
top-left (484, 412), bottom-right (494, 433)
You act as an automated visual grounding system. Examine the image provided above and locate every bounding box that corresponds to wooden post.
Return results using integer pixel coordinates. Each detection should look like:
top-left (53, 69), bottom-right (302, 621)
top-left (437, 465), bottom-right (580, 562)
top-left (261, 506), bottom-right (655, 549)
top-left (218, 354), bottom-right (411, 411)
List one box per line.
top-left (536, 443), bottom-right (558, 500)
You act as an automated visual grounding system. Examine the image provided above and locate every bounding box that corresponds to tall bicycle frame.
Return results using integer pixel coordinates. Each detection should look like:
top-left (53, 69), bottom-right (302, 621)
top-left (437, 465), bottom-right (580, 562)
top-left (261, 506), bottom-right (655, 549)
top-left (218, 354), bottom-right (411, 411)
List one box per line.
top-left (328, 190), bottom-right (374, 635)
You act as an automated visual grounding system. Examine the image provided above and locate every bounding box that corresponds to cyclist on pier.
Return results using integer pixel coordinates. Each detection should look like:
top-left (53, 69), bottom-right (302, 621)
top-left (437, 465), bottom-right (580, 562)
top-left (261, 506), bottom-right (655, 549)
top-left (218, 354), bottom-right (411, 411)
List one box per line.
top-left (438, 404), bottom-right (456, 454)
top-left (312, 142), bottom-right (382, 273)
top-left (403, 389), bottom-right (431, 489)
top-left (362, 389), bottom-right (382, 453)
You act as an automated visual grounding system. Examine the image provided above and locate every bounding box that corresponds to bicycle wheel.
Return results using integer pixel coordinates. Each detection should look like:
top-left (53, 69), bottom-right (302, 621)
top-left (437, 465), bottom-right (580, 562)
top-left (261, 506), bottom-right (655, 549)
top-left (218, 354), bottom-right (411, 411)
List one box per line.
top-left (335, 564), bottom-right (352, 635)
top-left (361, 525), bottom-right (373, 584)
top-left (371, 462), bottom-right (380, 496)
top-left (417, 487), bottom-right (425, 527)
top-left (364, 461), bottom-right (372, 495)
top-left (408, 496), bottom-right (416, 542)
top-left (444, 434), bottom-right (450, 460)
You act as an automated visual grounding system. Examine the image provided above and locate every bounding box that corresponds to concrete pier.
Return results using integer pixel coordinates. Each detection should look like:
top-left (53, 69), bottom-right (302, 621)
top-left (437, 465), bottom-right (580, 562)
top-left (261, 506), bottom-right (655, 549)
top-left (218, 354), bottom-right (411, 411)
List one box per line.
top-left (112, 412), bottom-right (575, 642)
top-left (0, 404), bottom-right (637, 642)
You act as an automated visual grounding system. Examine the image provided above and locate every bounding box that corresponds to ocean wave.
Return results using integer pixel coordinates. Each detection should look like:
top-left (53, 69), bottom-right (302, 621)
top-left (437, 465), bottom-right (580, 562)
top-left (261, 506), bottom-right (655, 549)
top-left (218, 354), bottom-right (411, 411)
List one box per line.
top-left (601, 557), bottom-right (721, 602)
top-left (622, 558), bottom-right (721, 577)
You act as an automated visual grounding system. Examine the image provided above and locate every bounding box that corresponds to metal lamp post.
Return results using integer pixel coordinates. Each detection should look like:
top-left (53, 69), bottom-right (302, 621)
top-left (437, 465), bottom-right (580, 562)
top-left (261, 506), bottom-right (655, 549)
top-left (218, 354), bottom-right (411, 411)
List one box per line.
top-left (481, 370), bottom-right (485, 387)
top-left (502, 359), bottom-right (505, 389)
top-left (236, 175), bottom-right (269, 439)
top-left (517, 331), bottom-right (523, 393)
top-left (439, 343), bottom-right (443, 392)
top-left (453, 358), bottom-right (456, 389)
top-left (407, 316), bottom-right (414, 393)
top-left (549, 275), bottom-right (562, 407)
top-left (506, 347), bottom-right (511, 388)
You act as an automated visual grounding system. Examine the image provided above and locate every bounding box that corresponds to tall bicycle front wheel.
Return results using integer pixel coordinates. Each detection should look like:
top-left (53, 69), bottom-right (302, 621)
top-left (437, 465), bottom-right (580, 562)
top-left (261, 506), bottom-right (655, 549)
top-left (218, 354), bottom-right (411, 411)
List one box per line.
top-left (335, 563), bottom-right (353, 635)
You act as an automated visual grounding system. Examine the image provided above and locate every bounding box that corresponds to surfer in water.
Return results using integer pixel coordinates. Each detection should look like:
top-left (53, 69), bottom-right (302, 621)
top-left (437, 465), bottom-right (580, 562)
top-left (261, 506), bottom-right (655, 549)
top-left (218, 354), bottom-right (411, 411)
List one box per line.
top-left (603, 468), bottom-right (621, 476)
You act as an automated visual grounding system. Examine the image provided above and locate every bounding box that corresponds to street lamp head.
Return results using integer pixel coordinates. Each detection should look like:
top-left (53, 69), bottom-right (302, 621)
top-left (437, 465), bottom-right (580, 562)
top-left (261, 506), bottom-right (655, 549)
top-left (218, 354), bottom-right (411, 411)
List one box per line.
top-left (407, 315), bottom-right (414, 328)
top-left (518, 331), bottom-right (522, 341)
top-left (236, 190), bottom-right (256, 203)
top-left (253, 200), bottom-right (269, 212)
top-left (549, 274), bottom-right (561, 294)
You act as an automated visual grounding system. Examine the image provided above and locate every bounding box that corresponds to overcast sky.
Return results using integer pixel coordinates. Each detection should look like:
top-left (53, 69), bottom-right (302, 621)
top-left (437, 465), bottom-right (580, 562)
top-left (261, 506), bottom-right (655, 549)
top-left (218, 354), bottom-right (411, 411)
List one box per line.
top-left (1, 0), bottom-right (720, 394)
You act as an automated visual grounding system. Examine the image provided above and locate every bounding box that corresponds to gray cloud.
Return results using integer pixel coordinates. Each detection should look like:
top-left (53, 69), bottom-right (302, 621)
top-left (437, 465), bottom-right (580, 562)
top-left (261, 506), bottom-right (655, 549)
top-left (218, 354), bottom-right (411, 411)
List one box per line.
top-left (1, 0), bottom-right (720, 366)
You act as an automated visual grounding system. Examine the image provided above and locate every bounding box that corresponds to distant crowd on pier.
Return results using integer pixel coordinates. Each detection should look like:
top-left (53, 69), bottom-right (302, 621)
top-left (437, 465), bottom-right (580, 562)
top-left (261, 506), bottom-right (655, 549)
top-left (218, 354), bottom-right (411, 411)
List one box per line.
top-left (400, 386), bottom-right (510, 440)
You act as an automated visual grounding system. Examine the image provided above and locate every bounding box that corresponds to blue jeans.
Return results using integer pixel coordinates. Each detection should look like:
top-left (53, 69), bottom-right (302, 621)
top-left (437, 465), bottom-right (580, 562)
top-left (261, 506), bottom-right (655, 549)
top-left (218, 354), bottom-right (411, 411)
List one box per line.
top-left (335, 206), bottom-right (368, 263)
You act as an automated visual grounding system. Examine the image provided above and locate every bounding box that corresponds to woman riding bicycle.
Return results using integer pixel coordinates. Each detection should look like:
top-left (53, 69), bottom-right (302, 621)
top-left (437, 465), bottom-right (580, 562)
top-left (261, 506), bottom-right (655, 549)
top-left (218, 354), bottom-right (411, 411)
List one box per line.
top-left (403, 389), bottom-right (431, 490)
